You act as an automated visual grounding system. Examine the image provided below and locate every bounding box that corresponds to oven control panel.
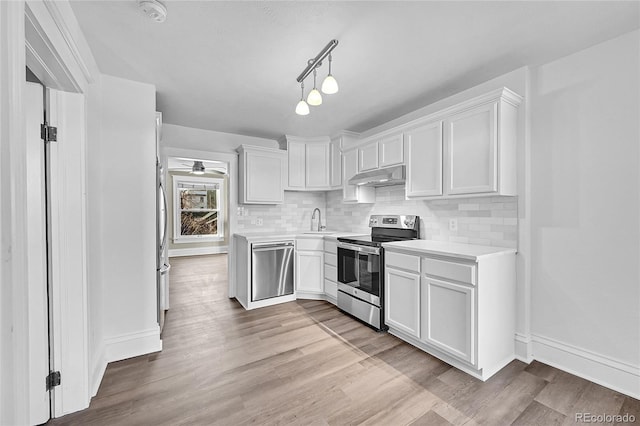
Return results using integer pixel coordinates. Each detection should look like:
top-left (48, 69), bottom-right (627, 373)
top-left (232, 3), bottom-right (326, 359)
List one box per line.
top-left (369, 215), bottom-right (418, 229)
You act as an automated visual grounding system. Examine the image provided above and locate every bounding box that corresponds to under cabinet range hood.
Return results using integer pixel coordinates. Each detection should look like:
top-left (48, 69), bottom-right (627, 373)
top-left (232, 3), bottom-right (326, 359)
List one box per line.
top-left (348, 165), bottom-right (406, 187)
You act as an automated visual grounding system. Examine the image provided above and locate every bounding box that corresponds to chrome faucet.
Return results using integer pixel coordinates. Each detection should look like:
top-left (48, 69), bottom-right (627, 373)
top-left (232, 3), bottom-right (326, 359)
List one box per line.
top-left (311, 208), bottom-right (322, 232)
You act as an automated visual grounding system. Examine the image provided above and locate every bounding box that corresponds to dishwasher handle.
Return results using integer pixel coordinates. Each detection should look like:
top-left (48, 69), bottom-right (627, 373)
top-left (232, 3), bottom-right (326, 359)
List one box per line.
top-left (252, 241), bottom-right (294, 252)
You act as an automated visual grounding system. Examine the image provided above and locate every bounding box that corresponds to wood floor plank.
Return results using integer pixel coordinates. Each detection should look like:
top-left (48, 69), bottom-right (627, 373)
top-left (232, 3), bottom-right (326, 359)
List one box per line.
top-left (47, 254), bottom-right (637, 426)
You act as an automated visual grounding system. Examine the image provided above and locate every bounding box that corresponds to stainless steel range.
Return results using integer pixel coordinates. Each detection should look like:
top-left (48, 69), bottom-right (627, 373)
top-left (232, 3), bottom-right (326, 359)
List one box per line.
top-left (337, 215), bottom-right (420, 330)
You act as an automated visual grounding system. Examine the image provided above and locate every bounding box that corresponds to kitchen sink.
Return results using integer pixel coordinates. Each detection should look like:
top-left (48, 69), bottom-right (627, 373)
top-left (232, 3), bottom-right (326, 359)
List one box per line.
top-left (302, 231), bottom-right (335, 235)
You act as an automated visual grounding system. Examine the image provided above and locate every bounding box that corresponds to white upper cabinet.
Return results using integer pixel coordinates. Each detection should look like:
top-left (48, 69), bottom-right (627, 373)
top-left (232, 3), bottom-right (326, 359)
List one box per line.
top-left (446, 102), bottom-right (497, 195)
top-left (305, 143), bottom-right (330, 189)
top-left (405, 121), bottom-right (443, 198)
top-left (443, 90), bottom-right (521, 197)
top-left (287, 140), bottom-right (306, 190)
top-left (358, 142), bottom-right (379, 172)
top-left (379, 133), bottom-right (404, 168)
top-left (237, 145), bottom-right (285, 204)
top-left (280, 135), bottom-right (331, 191)
top-left (329, 137), bottom-right (342, 188)
top-left (343, 148), bottom-right (375, 203)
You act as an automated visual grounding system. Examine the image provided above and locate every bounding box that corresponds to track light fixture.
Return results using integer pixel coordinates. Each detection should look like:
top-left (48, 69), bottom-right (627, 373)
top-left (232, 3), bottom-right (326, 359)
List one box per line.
top-left (295, 39), bottom-right (339, 116)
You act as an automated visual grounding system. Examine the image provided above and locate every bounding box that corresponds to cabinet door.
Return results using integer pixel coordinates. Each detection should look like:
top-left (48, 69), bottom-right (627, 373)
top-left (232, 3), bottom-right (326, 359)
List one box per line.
top-left (358, 142), bottom-right (379, 172)
top-left (329, 140), bottom-right (342, 188)
top-left (306, 143), bottom-right (330, 188)
top-left (385, 267), bottom-right (420, 338)
top-left (295, 250), bottom-right (324, 294)
top-left (244, 150), bottom-right (284, 204)
top-left (342, 149), bottom-right (359, 202)
top-left (287, 141), bottom-right (306, 189)
top-left (446, 102), bottom-right (497, 195)
top-left (379, 134), bottom-right (404, 168)
top-left (421, 277), bottom-right (475, 364)
top-left (405, 121), bottom-right (443, 198)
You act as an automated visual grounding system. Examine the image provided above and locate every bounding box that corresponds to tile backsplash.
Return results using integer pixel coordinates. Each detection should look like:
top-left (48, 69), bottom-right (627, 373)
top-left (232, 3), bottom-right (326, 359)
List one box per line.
top-left (325, 186), bottom-right (518, 248)
top-left (237, 186), bottom-right (518, 248)
top-left (237, 191), bottom-right (327, 234)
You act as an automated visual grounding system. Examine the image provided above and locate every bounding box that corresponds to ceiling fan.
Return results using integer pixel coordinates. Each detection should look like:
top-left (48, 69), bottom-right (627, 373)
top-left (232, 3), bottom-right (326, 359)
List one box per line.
top-left (177, 160), bottom-right (227, 175)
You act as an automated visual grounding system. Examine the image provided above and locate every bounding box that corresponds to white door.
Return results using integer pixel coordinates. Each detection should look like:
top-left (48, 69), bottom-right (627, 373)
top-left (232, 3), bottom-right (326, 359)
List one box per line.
top-left (446, 102), bottom-right (498, 195)
top-left (384, 267), bottom-right (420, 337)
top-left (287, 141), bottom-right (306, 189)
top-left (305, 143), bottom-right (330, 188)
top-left (26, 82), bottom-right (51, 425)
top-left (358, 142), bottom-right (379, 172)
top-left (47, 88), bottom-right (90, 416)
top-left (405, 121), bottom-right (443, 198)
top-left (295, 250), bottom-right (324, 293)
top-left (421, 277), bottom-right (475, 364)
top-left (342, 149), bottom-right (359, 202)
top-left (379, 134), bottom-right (404, 168)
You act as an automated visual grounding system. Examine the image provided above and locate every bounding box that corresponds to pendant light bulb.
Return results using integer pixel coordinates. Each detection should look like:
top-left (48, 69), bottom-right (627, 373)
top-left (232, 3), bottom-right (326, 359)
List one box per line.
top-left (307, 69), bottom-right (323, 106)
top-left (295, 82), bottom-right (310, 116)
top-left (321, 54), bottom-right (339, 95)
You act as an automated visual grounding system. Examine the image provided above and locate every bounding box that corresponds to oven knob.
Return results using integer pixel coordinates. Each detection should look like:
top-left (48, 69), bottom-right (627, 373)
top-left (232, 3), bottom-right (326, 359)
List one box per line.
top-left (404, 219), bottom-right (413, 227)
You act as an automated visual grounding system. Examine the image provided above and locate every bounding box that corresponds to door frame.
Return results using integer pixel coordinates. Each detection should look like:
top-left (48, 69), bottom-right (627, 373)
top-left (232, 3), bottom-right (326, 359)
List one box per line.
top-left (1, 1), bottom-right (97, 423)
top-left (162, 147), bottom-right (239, 298)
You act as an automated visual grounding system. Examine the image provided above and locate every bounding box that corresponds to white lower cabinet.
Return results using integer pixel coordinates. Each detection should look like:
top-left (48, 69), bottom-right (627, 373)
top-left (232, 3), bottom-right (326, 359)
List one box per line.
top-left (295, 237), bottom-right (325, 298)
top-left (421, 277), bottom-right (475, 364)
top-left (385, 267), bottom-right (420, 338)
top-left (384, 245), bottom-right (515, 381)
top-left (323, 239), bottom-right (338, 304)
top-left (295, 250), bottom-right (324, 296)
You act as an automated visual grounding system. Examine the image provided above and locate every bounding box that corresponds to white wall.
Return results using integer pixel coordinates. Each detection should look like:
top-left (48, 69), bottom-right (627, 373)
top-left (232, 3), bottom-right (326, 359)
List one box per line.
top-left (162, 123), bottom-right (278, 154)
top-left (98, 75), bottom-right (161, 361)
top-left (530, 30), bottom-right (639, 396)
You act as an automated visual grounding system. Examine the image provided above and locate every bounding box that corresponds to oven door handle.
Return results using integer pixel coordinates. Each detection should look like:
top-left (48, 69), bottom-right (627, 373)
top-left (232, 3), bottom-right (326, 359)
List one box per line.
top-left (337, 242), bottom-right (380, 256)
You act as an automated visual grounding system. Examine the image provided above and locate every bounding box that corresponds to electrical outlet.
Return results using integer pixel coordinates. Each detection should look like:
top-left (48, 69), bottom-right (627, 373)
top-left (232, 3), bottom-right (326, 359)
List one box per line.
top-left (250, 218), bottom-right (256, 225)
top-left (449, 218), bottom-right (458, 232)
top-left (256, 218), bottom-right (263, 226)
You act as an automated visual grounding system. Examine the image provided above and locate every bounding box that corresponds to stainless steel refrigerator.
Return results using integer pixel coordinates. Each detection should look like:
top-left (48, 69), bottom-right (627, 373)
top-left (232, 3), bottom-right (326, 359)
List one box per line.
top-left (157, 158), bottom-right (170, 331)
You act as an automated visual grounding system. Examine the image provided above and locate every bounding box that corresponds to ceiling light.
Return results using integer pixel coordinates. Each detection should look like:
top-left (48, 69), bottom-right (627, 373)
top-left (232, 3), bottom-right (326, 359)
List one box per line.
top-left (191, 161), bottom-right (205, 175)
top-left (295, 82), bottom-right (310, 116)
top-left (307, 69), bottom-right (322, 106)
top-left (294, 39), bottom-right (338, 115)
top-left (138, 0), bottom-right (167, 23)
top-left (321, 54), bottom-right (339, 95)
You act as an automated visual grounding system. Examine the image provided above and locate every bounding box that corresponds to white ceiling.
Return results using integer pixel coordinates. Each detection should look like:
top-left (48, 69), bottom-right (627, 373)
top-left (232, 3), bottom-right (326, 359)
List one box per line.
top-left (69, 1), bottom-right (639, 140)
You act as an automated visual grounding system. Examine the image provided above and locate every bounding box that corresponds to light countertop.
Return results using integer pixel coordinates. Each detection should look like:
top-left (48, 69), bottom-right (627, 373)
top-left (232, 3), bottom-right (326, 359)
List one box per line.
top-left (382, 240), bottom-right (517, 261)
top-left (233, 231), bottom-right (362, 243)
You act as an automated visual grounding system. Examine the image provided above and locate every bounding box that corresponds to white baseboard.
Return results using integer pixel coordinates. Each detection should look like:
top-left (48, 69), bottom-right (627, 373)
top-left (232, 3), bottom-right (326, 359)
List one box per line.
top-left (532, 333), bottom-right (640, 399)
top-left (90, 345), bottom-right (107, 397)
top-left (104, 327), bottom-right (163, 363)
top-left (169, 245), bottom-right (228, 257)
top-left (514, 332), bottom-right (533, 363)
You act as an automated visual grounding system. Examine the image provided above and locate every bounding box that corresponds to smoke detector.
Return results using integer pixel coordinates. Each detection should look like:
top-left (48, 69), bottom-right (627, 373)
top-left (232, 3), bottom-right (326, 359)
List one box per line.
top-left (138, 0), bottom-right (167, 23)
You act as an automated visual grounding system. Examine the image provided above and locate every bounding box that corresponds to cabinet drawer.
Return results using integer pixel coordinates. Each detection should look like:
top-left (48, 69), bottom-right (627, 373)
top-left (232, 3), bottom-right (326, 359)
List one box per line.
top-left (422, 257), bottom-right (476, 285)
top-left (324, 240), bottom-right (337, 254)
top-left (324, 264), bottom-right (337, 282)
top-left (296, 238), bottom-right (324, 251)
top-left (324, 279), bottom-right (337, 300)
top-left (386, 251), bottom-right (420, 273)
top-left (325, 253), bottom-right (337, 267)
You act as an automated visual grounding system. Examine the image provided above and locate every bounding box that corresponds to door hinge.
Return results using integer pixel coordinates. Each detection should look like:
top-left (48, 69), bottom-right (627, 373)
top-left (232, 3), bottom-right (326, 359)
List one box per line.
top-left (41, 123), bottom-right (57, 143)
top-left (46, 371), bottom-right (61, 390)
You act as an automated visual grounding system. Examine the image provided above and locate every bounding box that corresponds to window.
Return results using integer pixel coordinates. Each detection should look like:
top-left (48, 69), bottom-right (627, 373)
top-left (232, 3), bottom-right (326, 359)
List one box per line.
top-left (173, 176), bottom-right (224, 243)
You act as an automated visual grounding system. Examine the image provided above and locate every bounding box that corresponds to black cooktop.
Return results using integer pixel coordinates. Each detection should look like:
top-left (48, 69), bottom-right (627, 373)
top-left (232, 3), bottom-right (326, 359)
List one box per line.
top-left (338, 234), bottom-right (417, 247)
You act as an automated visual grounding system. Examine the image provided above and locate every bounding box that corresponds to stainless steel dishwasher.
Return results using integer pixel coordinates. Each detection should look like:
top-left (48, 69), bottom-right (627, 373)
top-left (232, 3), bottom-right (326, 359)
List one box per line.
top-left (251, 241), bottom-right (294, 302)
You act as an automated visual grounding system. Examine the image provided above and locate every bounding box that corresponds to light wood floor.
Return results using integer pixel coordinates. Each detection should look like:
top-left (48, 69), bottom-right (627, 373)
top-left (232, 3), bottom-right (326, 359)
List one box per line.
top-left (51, 254), bottom-right (639, 425)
